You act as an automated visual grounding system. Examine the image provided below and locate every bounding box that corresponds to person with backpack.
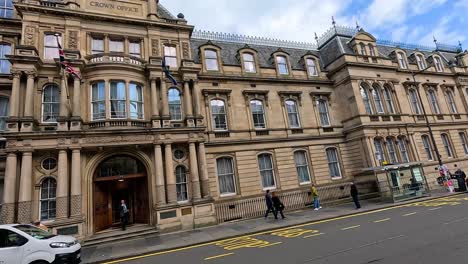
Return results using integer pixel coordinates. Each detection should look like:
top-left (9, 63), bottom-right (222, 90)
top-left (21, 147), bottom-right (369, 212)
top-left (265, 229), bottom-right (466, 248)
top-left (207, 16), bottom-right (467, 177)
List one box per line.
top-left (311, 184), bottom-right (322, 210)
top-left (271, 192), bottom-right (286, 219)
top-left (264, 190), bottom-right (278, 219)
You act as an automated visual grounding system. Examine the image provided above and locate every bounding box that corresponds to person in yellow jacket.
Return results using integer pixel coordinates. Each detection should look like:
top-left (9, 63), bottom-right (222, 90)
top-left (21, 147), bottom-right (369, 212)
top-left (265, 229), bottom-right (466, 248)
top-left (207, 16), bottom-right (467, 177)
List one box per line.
top-left (311, 184), bottom-right (322, 210)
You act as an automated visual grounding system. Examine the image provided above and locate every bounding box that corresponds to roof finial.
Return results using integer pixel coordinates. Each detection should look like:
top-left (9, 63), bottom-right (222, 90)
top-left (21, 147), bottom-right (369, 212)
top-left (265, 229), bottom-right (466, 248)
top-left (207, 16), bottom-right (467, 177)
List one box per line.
top-left (332, 16), bottom-right (337, 33)
top-left (356, 21), bottom-right (360, 31)
top-left (314, 32), bottom-right (318, 42)
top-left (433, 35), bottom-right (437, 45)
top-left (458, 41), bottom-right (463, 52)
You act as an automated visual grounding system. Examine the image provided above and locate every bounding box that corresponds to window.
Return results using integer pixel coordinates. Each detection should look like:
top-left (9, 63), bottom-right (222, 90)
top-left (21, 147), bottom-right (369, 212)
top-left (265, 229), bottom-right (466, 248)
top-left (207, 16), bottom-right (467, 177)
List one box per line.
top-left (110, 81), bottom-right (126, 118)
top-left (316, 98), bottom-right (331, 127)
top-left (294, 151), bottom-right (311, 184)
top-left (360, 43), bottom-right (367, 56)
top-left (168, 88), bottom-right (182, 120)
top-left (326, 148), bottom-right (342, 179)
top-left (434, 56), bottom-right (444, 72)
top-left (250, 100), bottom-right (266, 129)
top-left (216, 157), bottom-right (236, 195)
top-left (109, 39), bottom-right (124, 52)
top-left (175, 166), bottom-right (188, 202)
top-left (383, 86), bottom-right (395, 114)
top-left (164, 45), bottom-right (177, 68)
top-left (371, 87), bottom-right (384, 113)
top-left (42, 85), bottom-right (59, 123)
top-left (459, 132), bottom-right (468, 155)
top-left (258, 153), bottom-right (276, 189)
top-left (129, 41), bottom-right (141, 57)
top-left (397, 52), bottom-right (407, 69)
top-left (0, 43), bottom-right (11, 73)
top-left (397, 137), bottom-right (409, 163)
top-left (374, 138), bottom-right (385, 163)
top-left (416, 54), bottom-right (426, 70)
top-left (386, 138), bottom-right (398, 164)
top-left (40, 178), bottom-right (57, 220)
top-left (0, 229), bottom-right (28, 248)
top-left (91, 81), bottom-right (106, 120)
top-left (427, 89), bottom-right (441, 114)
top-left (41, 158), bottom-right (57, 171)
top-left (446, 90), bottom-right (458, 114)
top-left (369, 44), bottom-right (376, 57)
top-left (44, 34), bottom-right (61, 60)
top-left (421, 135), bottom-right (433, 160)
top-left (204, 49), bottom-right (219, 71)
top-left (0, 0), bottom-right (14, 18)
top-left (173, 149), bottom-right (185, 160)
top-left (91, 38), bottom-right (104, 54)
top-left (242, 53), bottom-right (256, 73)
top-left (285, 100), bottom-right (300, 128)
top-left (211, 99), bottom-right (228, 130)
top-left (441, 133), bottom-right (453, 158)
top-left (276, 55), bottom-right (289, 75)
top-left (306, 58), bottom-right (318, 76)
top-left (408, 88), bottom-right (422, 114)
top-left (129, 83), bottom-right (143, 119)
top-left (360, 84), bottom-right (373, 114)
top-left (0, 97), bottom-right (8, 131)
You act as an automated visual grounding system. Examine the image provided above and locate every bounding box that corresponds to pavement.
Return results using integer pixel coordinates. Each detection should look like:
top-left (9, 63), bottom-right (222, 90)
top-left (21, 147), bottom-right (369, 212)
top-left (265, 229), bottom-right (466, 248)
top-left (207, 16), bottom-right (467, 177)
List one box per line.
top-left (82, 189), bottom-right (465, 264)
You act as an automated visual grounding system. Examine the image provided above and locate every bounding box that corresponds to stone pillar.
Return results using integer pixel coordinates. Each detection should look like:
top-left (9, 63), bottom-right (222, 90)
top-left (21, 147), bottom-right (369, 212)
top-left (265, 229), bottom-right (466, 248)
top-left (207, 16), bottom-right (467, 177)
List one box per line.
top-left (198, 142), bottom-right (211, 198)
top-left (70, 149), bottom-right (81, 217)
top-left (147, 0), bottom-right (157, 20)
top-left (165, 143), bottom-right (176, 203)
top-left (21, 72), bottom-right (36, 132)
top-left (161, 78), bottom-right (170, 128)
top-left (192, 80), bottom-right (203, 126)
top-left (0, 153), bottom-right (17, 224)
top-left (18, 152), bottom-right (33, 224)
top-left (70, 77), bottom-right (82, 131)
top-left (151, 78), bottom-right (161, 128)
top-left (56, 150), bottom-right (69, 219)
top-left (184, 81), bottom-right (195, 127)
top-left (57, 77), bottom-right (69, 131)
top-left (154, 145), bottom-right (166, 205)
top-left (189, 142), bottom-right (201, 200)
top-left (7, 71), bottom-right (21, 132)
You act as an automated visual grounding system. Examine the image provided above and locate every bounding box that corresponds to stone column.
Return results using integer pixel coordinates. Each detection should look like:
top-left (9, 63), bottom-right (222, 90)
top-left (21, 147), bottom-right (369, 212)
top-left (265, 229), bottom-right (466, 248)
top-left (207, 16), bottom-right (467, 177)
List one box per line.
top-left (189, 142), bottom-right (201, 200)
top-left (72, 77), bottom-right (81, 118)
top-left (0, 153), bottom-right (17, 224)
top-left (70, 149), bottom-right (81, 217)
top-left (151, 78), bottom-right (161, 128)
top-left (161, 78), bottom-right (171, 128)
top-left (184, 81), bottom-right (193, 117)
top-left (23, 72), bottom-right (36, 118)
top-left (56, 150), bottom-right (69, 219)
top-left (57, 76), bottom-right (69, 131)
top-left (192, 80), bottom-right (203, 126)
top-left (18, 152), bottom-right (33, 224)
top-left (147, 0), bottom-right (157, 19)
top-left (154, 145), bottom-right (166, 205)
top-left (165, 143), bottom-right (176, 203)
top-left (9, 71), bottom-right (21, 117)
top-left (198, 142), bottom-right (211, 198)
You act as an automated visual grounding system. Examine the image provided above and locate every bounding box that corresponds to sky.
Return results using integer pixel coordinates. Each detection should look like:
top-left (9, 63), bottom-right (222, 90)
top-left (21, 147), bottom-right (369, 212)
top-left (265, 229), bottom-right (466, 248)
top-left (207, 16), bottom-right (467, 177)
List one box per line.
top-left (162, 0), bottom-right (468, 50)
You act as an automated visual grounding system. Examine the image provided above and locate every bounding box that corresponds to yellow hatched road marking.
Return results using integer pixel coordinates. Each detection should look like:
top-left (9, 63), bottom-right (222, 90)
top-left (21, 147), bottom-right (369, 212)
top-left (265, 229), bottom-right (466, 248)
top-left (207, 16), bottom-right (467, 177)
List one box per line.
top-left (215, 237), bottom-right (273, 250)
top-left (303, 233), bottom-right (325, 238)
top-left (271, 228), bottom-right (319, 238)
top-left (374, 218), bottom-right (391, 223)
top-left (204, 253), bottom-right (234, 261)
top-left (341, 225), bottom-right (361, 230)
top-left (403, 212), bottom-right (417, 216)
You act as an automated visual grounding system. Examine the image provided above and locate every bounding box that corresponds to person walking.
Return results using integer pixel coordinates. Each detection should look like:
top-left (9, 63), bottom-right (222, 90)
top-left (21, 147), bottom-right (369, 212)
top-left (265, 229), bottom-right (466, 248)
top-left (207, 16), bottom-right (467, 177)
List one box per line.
top-left (120, 200), bottom-right (129, 231)
top-left (311, 184), bottom-right (321, 210)
top-left (264, 190), bottom-right (278, 219)
top-left (271, 192), bottom-right (285, 219)
top-left (350, 183), bottom-right (361, 209)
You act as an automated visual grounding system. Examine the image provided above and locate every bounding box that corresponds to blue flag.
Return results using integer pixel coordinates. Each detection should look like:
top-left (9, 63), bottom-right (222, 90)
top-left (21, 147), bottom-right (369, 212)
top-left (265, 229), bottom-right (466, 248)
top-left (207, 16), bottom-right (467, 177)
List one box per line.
top-left (162, 57), bottom-right (177, 86)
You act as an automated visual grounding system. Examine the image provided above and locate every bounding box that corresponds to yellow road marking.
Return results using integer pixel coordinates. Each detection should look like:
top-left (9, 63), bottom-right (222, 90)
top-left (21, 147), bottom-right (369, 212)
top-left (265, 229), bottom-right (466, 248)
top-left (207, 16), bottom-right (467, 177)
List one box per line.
top-left (204, 253), bottom-right (234, 261)
top-left (403, 212), bottom-right (417, 216)
top-left (271, 229), bottom-right (318, 238)
top-left (374, 218), bottom-right (391, 223)
top-left (103, 194), bottom-right (465, 264)
top-left (341, 225), bottom-right (361, 230)
top-left (429, 207), bottom-right (442, 211)
top-left (303, 233), bottom-right (325, 238)
top-left (215, 237), bottom-right (271, 250)
top-left (260, 242), bottom-right (282, 248)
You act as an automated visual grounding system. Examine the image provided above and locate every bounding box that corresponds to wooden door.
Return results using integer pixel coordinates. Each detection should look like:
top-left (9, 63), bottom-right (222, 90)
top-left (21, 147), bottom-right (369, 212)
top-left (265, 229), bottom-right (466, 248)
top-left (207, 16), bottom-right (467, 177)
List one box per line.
top-left (94, 183), bottom-right (110, 232)
top-left (133, 178), bottom-right (149, 224)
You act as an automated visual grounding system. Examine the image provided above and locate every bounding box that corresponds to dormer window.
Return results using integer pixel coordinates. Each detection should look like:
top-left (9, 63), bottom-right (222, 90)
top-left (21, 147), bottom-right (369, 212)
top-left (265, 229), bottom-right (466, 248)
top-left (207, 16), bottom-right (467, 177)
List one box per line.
top-left (276, 55), bottom-right (289, 75)
top-left (397, 52), bottom-right (407, 69)
top-left (360, 43), bottom-right (367, 56)
top-left (204, 49), bottom-right (219, 71)
top-left (306, 58), bottom-right (319, 77)
top-left (369, 44), bottom-right (376, 57)
top-left (164, 45), bottom-right (178, 68)
top-left (242, 53), bottom-right (256, 73)
top-left (434, 56), bottom-right (444, 72)
top-left (416, 54), bottom-right (426, 70)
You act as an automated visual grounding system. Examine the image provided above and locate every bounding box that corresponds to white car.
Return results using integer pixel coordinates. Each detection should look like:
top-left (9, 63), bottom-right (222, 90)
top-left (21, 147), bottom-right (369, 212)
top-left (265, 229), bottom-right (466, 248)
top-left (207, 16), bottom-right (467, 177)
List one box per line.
top-left (0, 224), bottom-right (81, 264)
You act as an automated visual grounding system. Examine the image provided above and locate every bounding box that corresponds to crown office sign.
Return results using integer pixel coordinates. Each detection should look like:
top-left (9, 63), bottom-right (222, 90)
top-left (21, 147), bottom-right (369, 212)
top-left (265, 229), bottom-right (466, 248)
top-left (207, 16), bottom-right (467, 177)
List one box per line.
top-left (87, 0), bottom-right (143, 17)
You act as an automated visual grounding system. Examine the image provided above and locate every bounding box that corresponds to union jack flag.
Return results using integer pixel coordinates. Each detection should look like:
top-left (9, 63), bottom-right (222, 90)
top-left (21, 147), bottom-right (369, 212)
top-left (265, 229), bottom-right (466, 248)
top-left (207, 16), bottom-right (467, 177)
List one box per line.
top-left (56, 36), bottom-right (82, 80)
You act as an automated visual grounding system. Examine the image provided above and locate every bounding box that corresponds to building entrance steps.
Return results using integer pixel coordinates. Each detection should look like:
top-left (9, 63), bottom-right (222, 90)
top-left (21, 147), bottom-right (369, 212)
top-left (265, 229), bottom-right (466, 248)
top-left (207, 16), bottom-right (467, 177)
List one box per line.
top-left (83, 224), bottom-right (158, 247)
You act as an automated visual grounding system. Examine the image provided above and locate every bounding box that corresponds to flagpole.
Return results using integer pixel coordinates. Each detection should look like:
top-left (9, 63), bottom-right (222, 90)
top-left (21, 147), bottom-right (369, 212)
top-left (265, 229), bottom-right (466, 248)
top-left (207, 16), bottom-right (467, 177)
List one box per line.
top-left (55, 34), bottom-right (72, 116)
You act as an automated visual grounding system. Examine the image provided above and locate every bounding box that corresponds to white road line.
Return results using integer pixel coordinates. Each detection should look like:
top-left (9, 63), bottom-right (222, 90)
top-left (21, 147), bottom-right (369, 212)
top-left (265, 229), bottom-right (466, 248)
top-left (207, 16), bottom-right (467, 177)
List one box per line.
top-left (428, 207), bottom-right (442, 211)
top-left (341, 225), bottom-right (361, 230)
top-left (374, 218), bottom-right (391, 223)
top-left (443, 217), bottom-right (468, 225)
top-left (403, 212), bottom-right (417, 216)
top-left (204, 253), bottom-right (234, 260)
top-left (303, 233), bottom-right (325, 238)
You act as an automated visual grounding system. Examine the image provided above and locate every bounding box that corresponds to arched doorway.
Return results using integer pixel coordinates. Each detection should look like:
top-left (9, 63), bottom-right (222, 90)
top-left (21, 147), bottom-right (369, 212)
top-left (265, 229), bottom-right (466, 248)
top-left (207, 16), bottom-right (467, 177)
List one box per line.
top-left (93, 155), bottom-right (149, 232)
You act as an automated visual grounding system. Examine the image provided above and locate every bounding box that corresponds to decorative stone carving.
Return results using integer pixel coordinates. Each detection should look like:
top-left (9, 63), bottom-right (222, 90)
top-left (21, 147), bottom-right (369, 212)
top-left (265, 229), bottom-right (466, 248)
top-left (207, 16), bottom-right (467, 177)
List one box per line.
top-left (182, 42), bottom-right (190, 59)
top-left (83, 135), bottom-right (153, 144)
top-left (152, 39), bottom-right (160, 56)
top-left (68, 31), bottom-right (78, 49)
top-left (24, 26), bottom-right (36, 46)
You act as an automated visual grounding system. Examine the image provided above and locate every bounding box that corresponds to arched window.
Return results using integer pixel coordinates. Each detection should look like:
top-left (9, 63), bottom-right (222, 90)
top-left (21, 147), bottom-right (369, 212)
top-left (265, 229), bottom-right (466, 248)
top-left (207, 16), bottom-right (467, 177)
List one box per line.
top-left (285, 100), bottom-right (300, 128)
top-left (294, 150), bottom-right (311, 184)
top-left (216, 157), bottom-right (236, 195)
top-left (91, 81), bottom-right (106, 120)
top-left (42, 84), bottom-right (60, 123)
top-left (316, 98), bottom-right (331, 127)
top-left (211, 99), bottom-right (228, 130)
top-left (360, 84), bottom-right (373, 114)
top-left (0, 0), bottom-right (14, 18)
top-left (416, 54), bottom-right (426, 70)
top-left (441, 133), bottom-right (453, 158)
top-left (326, 148), bottom-right (342, 179)
top-left (408, 88), bottom-right (422, 114)
top-left (164, 45), bottom-right (177, 68)
top-left (0, 43), bottom-right (11, 73)
top-left (0, 97), bottom-right (9, 130)
top-left (383, 85), bottom-right (395, 114)
top-left (306, 58), bottom-right (319, 76)
top-left (242, 53), bottom-right (256, 73)
top-left (397, 137), bottom-right (410, 163)
top-left (371, 86), bottom-right (384, 113)
top-left (129, 83), bottom-right (143, 119)
top-left (446, 90), bottom-right (458, 114)
top-left (360, 43), bottom-right (367, 55)
top-left (110, 81), bottom-right (126, 118)
top-left (250, 100), bottom-right (266, 129)
top-left (204, 49), bottom-right (219, 71)
top-left (40, 178), bottom-right (57, 220)
top-left (459, 132), bottom-right (468, 155)
top-left (386, 138), bottom-right (398, 164)
top-left (258, 153), bottom-right (276, 189)
top-left (175, 166), bottom-right (188, 202)
top-left (368, 44), bottom-right (376, 57)
top-left (276, 55), bottom-right (289, 75)
top-left (374, 138), bottom-right (385, 163)
top-left (397, 52), bottom-right (407, 69)
top-left (421, 135), bottom-right (433, 160)
top-left (434, 56), bottom-right (444, 72)
top-left (168, 88), bottom-right (182, 120)
top-left (427, 89), bottom-right (441, 114)
top-left (96, 155), bottom-right (145, 178)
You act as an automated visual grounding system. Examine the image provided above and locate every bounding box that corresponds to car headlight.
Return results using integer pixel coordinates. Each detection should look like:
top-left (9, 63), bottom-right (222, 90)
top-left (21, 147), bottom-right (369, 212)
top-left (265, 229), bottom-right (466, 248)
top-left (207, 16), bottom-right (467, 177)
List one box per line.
top-left (50, 242), bottom-right (71, 248)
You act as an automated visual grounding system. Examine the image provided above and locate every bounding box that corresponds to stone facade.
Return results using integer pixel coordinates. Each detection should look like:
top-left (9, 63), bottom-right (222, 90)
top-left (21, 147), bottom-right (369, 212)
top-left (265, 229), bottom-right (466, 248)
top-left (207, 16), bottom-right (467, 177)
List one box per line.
top-left (1, 0), bottom-right (468, 238)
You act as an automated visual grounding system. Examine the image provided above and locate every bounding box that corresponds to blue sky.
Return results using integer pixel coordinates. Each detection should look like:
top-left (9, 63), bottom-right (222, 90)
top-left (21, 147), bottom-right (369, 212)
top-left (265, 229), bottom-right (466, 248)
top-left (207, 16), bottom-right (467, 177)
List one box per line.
top-left (162, 0), bottom-right (468, 50)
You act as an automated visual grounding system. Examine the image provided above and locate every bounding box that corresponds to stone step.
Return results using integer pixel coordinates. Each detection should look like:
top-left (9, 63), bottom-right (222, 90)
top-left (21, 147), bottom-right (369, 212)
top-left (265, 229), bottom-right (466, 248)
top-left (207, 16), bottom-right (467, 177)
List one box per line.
top-left (83, 225), bottom-right (159, 247)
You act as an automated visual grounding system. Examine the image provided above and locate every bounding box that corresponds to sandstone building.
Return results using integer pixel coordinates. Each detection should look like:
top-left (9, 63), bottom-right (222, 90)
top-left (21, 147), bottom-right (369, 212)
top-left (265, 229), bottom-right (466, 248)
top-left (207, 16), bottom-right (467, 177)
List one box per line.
top-left (1, 0), bottom-right (468, 238)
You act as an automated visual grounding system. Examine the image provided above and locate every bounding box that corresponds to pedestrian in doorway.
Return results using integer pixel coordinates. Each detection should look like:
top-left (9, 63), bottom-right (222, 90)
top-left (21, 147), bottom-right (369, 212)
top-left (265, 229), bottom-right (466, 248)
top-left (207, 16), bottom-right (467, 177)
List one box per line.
top-left (264, 190), bottom-right (278, 219)
top-left (350, 183), bottom-right (361, 209)
top-left (271, 192), bottom-right (285, 219)
top-left (120, 200), bottom-right (129, 230)
top-left (311, 184), bottom-right (322, 210)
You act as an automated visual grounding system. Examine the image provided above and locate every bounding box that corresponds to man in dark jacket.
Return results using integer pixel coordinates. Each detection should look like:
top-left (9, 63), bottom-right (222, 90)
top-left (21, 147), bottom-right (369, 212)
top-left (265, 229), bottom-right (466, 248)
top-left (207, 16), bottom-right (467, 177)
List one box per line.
top-left (271, 192), bottom-right (285, 219)
top-left (350, 183), bottom-right (361, 209)
top-left (264, 190), bottom-right (277, 219)
top-left (120, 200), bottom-right (129, 230)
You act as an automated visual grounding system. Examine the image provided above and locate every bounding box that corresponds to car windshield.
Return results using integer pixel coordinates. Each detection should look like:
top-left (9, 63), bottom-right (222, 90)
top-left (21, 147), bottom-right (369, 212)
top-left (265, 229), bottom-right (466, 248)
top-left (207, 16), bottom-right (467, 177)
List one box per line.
top-left (13, 225), bottom-right (56, 240)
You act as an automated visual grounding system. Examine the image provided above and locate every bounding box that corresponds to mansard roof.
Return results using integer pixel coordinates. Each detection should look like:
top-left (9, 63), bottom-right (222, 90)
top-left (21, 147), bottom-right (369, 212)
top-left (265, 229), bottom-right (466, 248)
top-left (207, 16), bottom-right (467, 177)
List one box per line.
top-left (157, 2), bottom-right (176, 20)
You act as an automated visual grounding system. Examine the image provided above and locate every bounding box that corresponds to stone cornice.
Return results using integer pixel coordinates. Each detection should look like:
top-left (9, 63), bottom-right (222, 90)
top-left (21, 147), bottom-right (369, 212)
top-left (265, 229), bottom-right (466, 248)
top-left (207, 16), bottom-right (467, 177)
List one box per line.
top-left (198, 74), bottom-right (333, 85)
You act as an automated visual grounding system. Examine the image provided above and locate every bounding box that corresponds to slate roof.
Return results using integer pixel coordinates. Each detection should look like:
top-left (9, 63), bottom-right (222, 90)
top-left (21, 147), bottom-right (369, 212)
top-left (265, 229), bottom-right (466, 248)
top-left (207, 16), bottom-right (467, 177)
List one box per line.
top-left (157, 3), bottom-right (176, 20)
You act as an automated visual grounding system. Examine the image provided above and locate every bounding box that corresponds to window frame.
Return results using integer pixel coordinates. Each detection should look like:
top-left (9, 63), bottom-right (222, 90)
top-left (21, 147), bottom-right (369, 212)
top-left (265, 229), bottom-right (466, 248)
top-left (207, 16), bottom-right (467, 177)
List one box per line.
top-left (397, 52), bottom-right (408, 69)
top-left (326, 147), bottom-right (342, 179)
top-left (43, 34), bottom-right (62, 60)
top-left (383, 85), bottom-right (395, 114)
top-left (129, 41), bottom-right (141, 58)
top-left (434, 56), bottom-right (444, 72)
top-left (41, 84), bottom-right (60, 124)
top-left (397, 137), bottom-right (410, 163)
top-left (91, 81), bottom-right (106, 121)
top-left (386, 137), bottom-right (398, 164)
top-left (204, 49), bottom-right (219, 71)
top-left (129, 82), bottom-right (144, 120)
top-left (441, 133), bottom-right (454, 158)
top-left (257, 153), bottom-right (277, 190)
top-left (421, 135), bottom-right (434, 161)
top-left (91, 37), bottom-right (104, 55)
top-left (306, 58), bottom-right (319, 77)
top-left (175, 165), bottom-right (189, 202)
top-left (408, 88), bottom-right (422, 115)
top-left (285, 99), bottom-right (301, 128)
top-left (210, 99), bottom-right (228, 131)
top-left (109, 80), bottom-right (127, 119)
top-left (250, 99), bottom-right (267, 129)
top-left (316, 98), bottom-right (331, 127)
top-left (275, 55), bottom-right (289, 75)
top-left (294, 150), bottom-right (312, 185)
top-left (0, 0), bottom-right (14, 18)
top-left (360, 83), bottom-right (373, 114)
top-left (242, 52), bottom-right (256, 73)
top-left (109, 38), bottom-right (124, 53)
top-left (371, 86), bottom-right (385, 114)
top-left (0, 96), bottom-right (9, 131)
top-left (359, 43), bottom-right (367, 56)
top-left (164, 45), bottom-right (178, 68)
top-left (168, 87), bottom-right (182, 121)
top-left (445, 89), bottom-right (458, 114)
top-left (459, 132), bottom-right (468, 155)
top-left (0, 43), bottom-right (12, 74)
top-left (427, 89), bottom-right (441, 114)
top-left (216, 156), bottom-right (237, 196)
top-left (416, 54), bottom-right (426, 70)
top-left (369, 44), bottom-right (376, 57)
top-left (40, 177), bottom-right (57, 221)
top-left (374, 138), bottom-right (386, 163)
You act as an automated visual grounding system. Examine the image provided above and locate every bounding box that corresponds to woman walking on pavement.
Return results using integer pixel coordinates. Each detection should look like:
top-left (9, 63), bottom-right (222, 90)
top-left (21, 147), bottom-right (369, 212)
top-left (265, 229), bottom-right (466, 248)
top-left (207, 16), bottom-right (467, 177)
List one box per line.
top-left (271, 192), bottom-right (286, 219)
top-left (311, 184), bottom-right (322, 210)
top-left (264, 190), bottom-right (278, 219)
top-left (350, 182), bottom-right (361, 209)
